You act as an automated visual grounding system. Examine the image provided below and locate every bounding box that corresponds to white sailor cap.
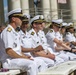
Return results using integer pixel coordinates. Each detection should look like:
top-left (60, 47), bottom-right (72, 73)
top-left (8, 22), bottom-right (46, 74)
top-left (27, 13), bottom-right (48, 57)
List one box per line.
top-left (30, 15), bottom-right (44, 24)
top-left (22, 13), bottom-right (30, 22)
top-left (62, 22), bottom-right (67, 27)
top-left (66, 22), bottom-right (74, 28)
top-left (52, 19), bottom-right (63, 24)
top-left (7, 8), bottom-right (23, 18)
top-left (52, 19), bottom-right (63, 27)
top-left (23, 13), bottom-right (30, 19)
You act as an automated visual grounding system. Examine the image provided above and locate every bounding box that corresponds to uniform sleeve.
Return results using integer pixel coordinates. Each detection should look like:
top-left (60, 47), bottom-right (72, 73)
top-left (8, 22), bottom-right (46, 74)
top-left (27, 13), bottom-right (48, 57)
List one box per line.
top-left (46, 31), bottom-right (55, 41)
top-left (65, 34), bottom-right (73, 42)
top-left (1, 30), bottom-right (14, 49)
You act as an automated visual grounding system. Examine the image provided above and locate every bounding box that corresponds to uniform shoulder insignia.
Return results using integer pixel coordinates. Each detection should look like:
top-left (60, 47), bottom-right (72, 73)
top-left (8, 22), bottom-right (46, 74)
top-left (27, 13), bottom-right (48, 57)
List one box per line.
top-left (50, 30), bottom-right (53, 33)
top-left (7, 27), bottom-right (12, 32)
top-left (31, 32), bottom-right (35, 35)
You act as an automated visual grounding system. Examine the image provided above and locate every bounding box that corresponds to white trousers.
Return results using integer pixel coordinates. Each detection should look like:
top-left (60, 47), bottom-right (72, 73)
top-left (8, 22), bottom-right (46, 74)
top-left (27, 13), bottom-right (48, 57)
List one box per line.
top-left (47, 48), bottom-right (64, 65)
top-left (66, 52), bottom-right (76, 60)
top-left (24, 53), bottom-right (48, 72)
top-left (57, 53), bottom-right (69, 61)
top-left (33, 57), bottom-right (47, 72)
top-left (54, 56), bottom-right (64, 65)
top-left (3, 58), bottom-right (38, 75)
top-left (36, 57), bottom-right (54, 68)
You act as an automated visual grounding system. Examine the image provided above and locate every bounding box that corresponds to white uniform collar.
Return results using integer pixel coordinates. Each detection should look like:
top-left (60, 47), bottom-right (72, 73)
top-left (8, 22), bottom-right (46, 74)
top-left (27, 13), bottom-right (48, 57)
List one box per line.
top-left (31, 28), bottom-right (36, 33)
top-left (20, 30), bottom-right (28, 35)
top-left (67, 32), bottom-right (73, 35)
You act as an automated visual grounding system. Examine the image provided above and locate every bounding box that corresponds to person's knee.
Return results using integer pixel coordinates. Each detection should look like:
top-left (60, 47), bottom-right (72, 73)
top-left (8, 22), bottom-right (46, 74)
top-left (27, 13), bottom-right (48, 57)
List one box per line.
top-left (30, 61), bottom-right (37, 68)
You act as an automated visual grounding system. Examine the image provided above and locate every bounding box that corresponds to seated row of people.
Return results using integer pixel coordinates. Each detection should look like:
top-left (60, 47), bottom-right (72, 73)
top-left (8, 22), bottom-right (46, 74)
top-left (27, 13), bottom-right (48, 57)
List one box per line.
top-left (0, 8), bottom-right (76, 75)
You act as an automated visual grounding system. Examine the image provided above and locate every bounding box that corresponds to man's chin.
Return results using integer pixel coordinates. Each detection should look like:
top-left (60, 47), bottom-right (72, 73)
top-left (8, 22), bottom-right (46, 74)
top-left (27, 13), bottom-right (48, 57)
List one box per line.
top-left (18, 24), bottom-right (21, 27)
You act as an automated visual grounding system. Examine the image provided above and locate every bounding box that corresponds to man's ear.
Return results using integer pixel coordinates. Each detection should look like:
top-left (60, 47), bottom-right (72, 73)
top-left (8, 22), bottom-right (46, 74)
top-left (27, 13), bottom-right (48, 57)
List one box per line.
top-left (11, 17), bottom-right (16, 22)
top-left (33, 23), bottom-right (37, 28)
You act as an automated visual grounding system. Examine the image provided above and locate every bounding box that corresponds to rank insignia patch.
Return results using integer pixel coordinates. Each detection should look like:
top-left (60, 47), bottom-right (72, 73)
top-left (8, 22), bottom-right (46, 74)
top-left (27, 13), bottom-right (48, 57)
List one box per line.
top-left (7, 27), bottom-right (12, 32)
top-left (31, 32), bottom-right (35, 35)
top-left (50, 30), bottom-right (53, 33)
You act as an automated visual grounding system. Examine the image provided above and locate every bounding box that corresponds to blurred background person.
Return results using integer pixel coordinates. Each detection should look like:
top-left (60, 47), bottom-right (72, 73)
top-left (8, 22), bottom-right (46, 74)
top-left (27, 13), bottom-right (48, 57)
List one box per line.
top-left (0, 25), bottom-right (6, 34)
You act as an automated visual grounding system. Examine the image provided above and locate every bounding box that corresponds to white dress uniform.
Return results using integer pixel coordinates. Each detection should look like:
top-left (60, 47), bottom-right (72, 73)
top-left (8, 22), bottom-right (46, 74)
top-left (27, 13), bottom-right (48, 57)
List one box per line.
top-left (19, 30), bottom-right (47, 72)
top-left (38, 30), bottom-right (64, 65)
top-left (46, 29), bottom-right (70, 61)
top-left (64, 22), bottom-right (76, 46)
top-left (38, 30), bottom-right (52, 52)
top-left (0, 25), bottom-right (38, 75)
top-left (65, 32), bottom-right (76, 47)
top-left (29, 28), bottom-right (55, 67)
top-left (64, 32), bottom-right (76, 60)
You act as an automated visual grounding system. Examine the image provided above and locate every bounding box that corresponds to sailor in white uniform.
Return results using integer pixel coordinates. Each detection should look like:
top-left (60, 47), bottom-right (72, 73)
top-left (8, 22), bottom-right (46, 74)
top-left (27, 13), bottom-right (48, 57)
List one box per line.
top-left (29, 15), bottom-right (55, 67)
top-left (46, 19), bottom-right (71, 61)
top-left (37, 16), bottom-right (64, 65)
top-left (0, 9), bottom-right (40, 75)
top-left (19, 14), bottom-right (47, 72)
top-left (64, 23), bottom-right (76, 60)
top-left (65, 23), bottom-right (76, 48)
